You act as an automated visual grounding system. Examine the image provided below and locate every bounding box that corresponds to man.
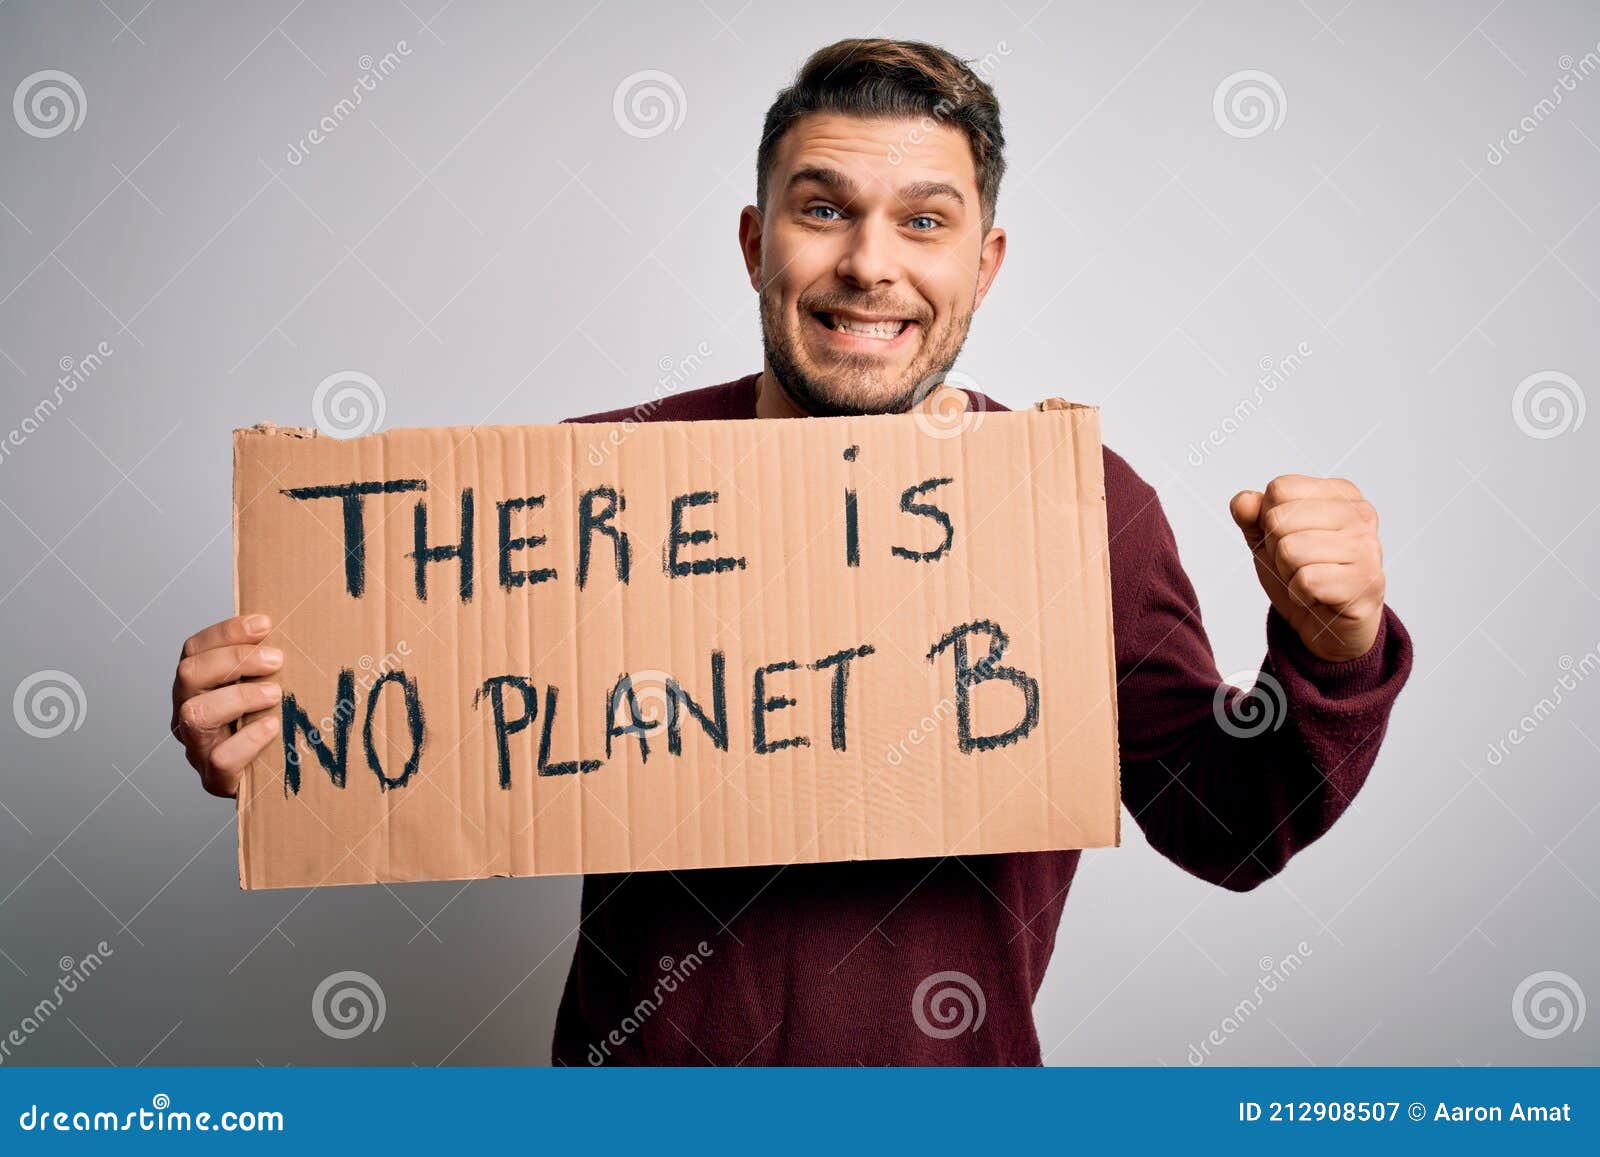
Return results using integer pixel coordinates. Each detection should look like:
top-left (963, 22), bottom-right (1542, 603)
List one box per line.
top-left (171, 38), bottom-right (1411, 1065)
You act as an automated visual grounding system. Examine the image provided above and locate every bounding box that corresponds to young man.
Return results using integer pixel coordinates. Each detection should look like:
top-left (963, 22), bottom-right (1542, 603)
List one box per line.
top-left (170, 39), bottom-right (1411, 1065)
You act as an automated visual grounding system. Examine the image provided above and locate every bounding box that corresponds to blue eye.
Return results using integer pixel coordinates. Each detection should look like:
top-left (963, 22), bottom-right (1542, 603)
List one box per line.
top-left (909, 215), bottom-right (938, 231)
top-left (807, 205), bottom-right (841, 221)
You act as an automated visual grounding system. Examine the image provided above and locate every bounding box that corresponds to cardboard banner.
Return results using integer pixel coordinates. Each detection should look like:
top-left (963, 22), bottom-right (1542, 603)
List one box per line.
top-left (232, 400), bottom-right (1120, 890)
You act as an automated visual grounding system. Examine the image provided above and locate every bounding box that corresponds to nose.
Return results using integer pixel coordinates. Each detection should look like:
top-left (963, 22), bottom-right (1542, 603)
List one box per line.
top-left (834, 215), bottom-right (902, 290)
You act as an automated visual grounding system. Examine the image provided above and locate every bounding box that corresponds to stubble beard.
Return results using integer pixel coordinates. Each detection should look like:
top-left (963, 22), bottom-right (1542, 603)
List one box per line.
top-left (758, 287), bottom-right (975, 418)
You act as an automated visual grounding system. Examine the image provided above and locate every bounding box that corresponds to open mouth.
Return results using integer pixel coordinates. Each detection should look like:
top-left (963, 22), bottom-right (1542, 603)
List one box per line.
top-left (812, 311), bottom-right (915, 341)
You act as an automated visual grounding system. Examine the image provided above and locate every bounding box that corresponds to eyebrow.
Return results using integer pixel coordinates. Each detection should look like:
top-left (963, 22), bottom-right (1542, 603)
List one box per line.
top-left (786, 166), bottom-right (966, 208)
top-left (897, 179), bottom-right (966, 207)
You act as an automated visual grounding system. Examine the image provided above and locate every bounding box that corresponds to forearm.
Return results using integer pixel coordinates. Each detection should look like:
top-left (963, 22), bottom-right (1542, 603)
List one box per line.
top-left (1122, 603), bottom-right (1413, 890)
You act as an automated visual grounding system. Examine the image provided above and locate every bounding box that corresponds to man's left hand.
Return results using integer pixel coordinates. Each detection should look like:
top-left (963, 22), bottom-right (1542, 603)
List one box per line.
top-left (1229, 475), bottom-right (1386, 663)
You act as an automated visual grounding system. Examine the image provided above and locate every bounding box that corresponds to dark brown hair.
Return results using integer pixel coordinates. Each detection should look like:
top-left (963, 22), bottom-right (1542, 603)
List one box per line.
top-left (757, 38), bottom-right (1007, 231)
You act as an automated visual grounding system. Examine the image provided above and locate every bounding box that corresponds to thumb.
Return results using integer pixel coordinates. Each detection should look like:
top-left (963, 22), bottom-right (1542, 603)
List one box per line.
top-left (1230, 490), bottom-right (1266, 550)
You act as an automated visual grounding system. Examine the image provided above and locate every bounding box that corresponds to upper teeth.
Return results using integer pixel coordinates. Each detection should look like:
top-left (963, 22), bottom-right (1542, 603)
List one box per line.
top-left (830, 315), bottom-right (905, 339)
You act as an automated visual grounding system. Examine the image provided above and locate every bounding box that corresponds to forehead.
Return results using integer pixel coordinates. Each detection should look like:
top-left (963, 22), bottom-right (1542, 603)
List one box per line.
top-left (771, 112), bottom-right (978, 199)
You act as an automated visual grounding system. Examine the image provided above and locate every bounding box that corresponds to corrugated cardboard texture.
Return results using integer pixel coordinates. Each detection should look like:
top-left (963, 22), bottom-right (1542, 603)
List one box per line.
top-left (232, 402), bottom-right (1120, 890)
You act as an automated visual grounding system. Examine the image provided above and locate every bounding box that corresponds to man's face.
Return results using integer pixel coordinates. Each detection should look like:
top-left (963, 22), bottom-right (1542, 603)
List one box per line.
top-left (739, 113), bottom-right (1006, 416)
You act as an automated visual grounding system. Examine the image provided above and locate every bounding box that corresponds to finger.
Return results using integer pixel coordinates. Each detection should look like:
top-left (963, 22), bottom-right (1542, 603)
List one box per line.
top-left (1261, 475), bottom-right (1362, 508)
top-left (1230, 491), bottom-right (1267, 557)
top-left (199, 761), bottom-right (240, 799)
top-left (181, 614), bottom-right (271, 660)
top-left (177, 681), bottom-right (283, 739)
top-left (1287, 561), bottom-right (1377, 610)
top-left (1230, 490), bottom-right (1264, 532)
top-left (1260, 498), bottom-right (1371, 545)
top-left (204, 714), bottom-right (282, 795)
top-left (1269, 529), bottom-right (1363, 586)
top-left (174, 644), bottom-right (283, 699)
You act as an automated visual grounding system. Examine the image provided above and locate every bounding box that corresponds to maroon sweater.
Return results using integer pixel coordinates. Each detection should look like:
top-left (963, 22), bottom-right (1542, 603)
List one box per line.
top-left (552, 373), bottom-right (1413, 1065)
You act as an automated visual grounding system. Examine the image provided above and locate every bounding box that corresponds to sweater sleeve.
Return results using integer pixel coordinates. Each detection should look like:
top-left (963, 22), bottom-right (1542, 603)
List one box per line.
top-left (1114, 484), bottom-right (1413, 892)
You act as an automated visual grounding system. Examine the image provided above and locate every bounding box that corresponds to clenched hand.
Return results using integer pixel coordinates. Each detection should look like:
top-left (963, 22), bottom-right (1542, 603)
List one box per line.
top-left (1229, 475), bottom-right (1386, 663)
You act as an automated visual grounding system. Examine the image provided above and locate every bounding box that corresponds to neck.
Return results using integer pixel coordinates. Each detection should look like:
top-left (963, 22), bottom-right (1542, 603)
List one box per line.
top-left (754, 369), bottom-right (812, 420)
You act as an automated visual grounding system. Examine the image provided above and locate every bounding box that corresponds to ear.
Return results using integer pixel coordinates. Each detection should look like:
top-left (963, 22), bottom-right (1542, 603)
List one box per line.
top-left (972, 225), bottom-right (1007, 312)
top-left (738, 205), bottom-right (764, 292)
